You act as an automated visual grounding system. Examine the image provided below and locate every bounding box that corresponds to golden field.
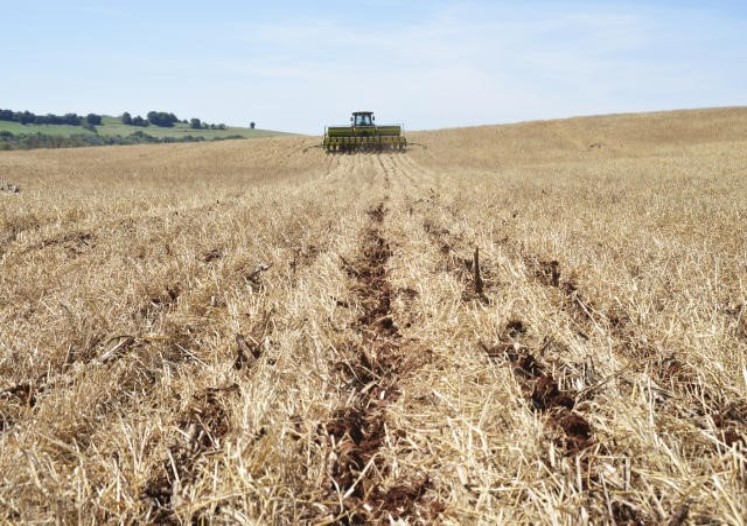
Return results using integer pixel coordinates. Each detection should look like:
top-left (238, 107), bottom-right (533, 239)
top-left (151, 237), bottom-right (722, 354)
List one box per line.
top-left (1, 107), bottom-right (746, 524)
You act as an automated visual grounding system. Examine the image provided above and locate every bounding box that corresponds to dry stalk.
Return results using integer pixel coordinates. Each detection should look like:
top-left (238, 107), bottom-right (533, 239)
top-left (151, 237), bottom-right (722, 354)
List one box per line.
top-left (1, 109), bottom-right (746, 523)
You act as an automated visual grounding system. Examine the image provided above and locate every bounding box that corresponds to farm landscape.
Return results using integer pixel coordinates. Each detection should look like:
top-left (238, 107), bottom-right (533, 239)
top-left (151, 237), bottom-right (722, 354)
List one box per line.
top-left (1, 107), bottom-right (747, 524)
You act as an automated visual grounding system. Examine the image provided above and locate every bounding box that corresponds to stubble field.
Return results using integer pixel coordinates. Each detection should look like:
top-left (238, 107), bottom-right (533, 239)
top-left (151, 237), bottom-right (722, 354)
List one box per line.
top-left (1, 107), bottom-right (746, 524)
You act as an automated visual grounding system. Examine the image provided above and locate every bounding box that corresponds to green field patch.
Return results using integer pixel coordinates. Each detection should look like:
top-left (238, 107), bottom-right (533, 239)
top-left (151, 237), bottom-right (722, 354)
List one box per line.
top-left (0, 116), bottom-right (291, 141)
top-left (0, 118), bottom-right (295, 150)
top-left (0, 120), bottom-right (97, 137)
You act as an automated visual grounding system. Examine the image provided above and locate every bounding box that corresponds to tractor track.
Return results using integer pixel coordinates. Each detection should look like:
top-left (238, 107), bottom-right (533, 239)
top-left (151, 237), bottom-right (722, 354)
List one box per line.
top-left (1, 158), bottom-right (362, 523)
top-left (522, 254), bottom-right (747, 453)
top-left (401, 172), bottom-right (656, 524)
top-left (142, 383), bottom-right (242, 524)
top-left (319, 185), bottom-right (442, 524)
top-left (377, 154), bottom-right (420, 189)
top-left (516, 251), bottom-right (747, 521)
top-left (413, 165), bottom-right (747, 466)
top-left (0, 156), bottom-right (350, 431)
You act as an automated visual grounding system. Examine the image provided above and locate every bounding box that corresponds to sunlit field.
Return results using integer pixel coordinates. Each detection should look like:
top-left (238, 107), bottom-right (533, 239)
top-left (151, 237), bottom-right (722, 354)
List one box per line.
top-left (1, 107), bottom-right (746, 524)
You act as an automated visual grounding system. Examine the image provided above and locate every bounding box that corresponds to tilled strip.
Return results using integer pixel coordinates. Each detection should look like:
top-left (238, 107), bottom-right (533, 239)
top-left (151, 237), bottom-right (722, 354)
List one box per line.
top-left (520, 254), bottom-right (747, 522)
top-left (480, 320), bottom-right (650, 523)
top-left (523, 256), bottom-right (747, 449)
top-left (320, 203), bottom-right (441, 524)
top-left (411, 188), bottom-right (646, 523)
top-left (481, 329), bottom-right (593, 455)
top-left (142, 384), bottom-right (241, 524)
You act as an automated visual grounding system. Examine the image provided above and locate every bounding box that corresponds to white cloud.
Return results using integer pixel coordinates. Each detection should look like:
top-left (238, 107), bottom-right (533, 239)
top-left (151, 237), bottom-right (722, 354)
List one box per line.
top-left (220, 4), bottom-right (666, 132)
top-left (2, 1), bottom-right (743, 133)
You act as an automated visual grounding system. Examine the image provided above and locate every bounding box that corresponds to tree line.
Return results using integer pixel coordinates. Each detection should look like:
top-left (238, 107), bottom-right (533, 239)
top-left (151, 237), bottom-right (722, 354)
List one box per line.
top-left (1, 108), bottom-right (229, 131)
top-left (121, 111), bottom-right (182, 128)
top-left (187, 118), bottom-right (227, 130)
top-left (121, 112), bottom-right (226, 130)
top-left (0, 109), bottom-right (101, 127)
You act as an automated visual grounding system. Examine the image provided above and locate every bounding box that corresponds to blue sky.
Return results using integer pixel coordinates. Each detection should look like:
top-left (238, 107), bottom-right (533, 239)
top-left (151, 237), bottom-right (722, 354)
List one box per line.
top-left (1, 1), bottom-right (745, 133)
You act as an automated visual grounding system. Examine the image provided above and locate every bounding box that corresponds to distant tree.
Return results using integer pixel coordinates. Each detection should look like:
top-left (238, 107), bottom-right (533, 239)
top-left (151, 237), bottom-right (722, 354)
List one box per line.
top-left (62, 113), bottom-right (82, 125)
top-left (0, 109), bottom-right (90, 126)
top-left (131, 115), bottom-right (149, 127)
top-left (189, 118), bottom-right (202, 129)
top-left (18, 111), bottom-right (36, 125)
top-left (218, 123), bottom-right (226, 130)
top-left (210, 124), bottom-right (217, 130)
top-left (37, 113), bottom-right (71, 125)
top-left (121, 112), bottom-right (133, 125)
top-left (147, 111), bottom-right (178, 127)
top-left (250, 122), bottom-right (255, 129)
top-left (85, 113), bottom-right (102, 126)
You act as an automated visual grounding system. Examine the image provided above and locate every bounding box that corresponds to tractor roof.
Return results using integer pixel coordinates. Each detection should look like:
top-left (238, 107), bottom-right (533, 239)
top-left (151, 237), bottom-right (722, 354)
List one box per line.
top-left (352, 111), bottom-right (373, 115)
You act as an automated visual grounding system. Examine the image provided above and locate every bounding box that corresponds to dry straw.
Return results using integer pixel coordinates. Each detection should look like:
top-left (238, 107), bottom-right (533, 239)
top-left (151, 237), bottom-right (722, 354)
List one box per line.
top-left (1, 108), bottom-right (746, 524)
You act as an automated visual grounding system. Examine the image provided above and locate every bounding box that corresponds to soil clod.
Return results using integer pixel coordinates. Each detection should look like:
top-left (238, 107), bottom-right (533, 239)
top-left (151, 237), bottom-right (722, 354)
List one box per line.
top-left (202, 248), bottom-right (222, 262)
top-left (505, 319), bottom-right (527, 339)
top-left (143, 384), bottom-right (240, 522)
top-left (0, 383), bottom-right (36, 407)
top-left (482, 340), bottom-right (592, 454)
top-left (234, 334), bottom-right (262, 370)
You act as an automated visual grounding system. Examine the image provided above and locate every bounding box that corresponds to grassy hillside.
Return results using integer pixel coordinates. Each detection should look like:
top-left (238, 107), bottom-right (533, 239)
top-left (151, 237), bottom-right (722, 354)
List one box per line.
top-left (1, 107), bottom-right (746, 524)
top-left (0, 120), bottom-right (96, 137)
top-left (96, 116), bottom-right (286, 139)
top-left (0, 115), bottom-right (289, 140)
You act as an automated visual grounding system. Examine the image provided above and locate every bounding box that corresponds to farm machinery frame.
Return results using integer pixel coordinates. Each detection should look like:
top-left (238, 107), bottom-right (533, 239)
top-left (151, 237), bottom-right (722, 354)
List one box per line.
top-left (323, 111), bottom-right (407, 153)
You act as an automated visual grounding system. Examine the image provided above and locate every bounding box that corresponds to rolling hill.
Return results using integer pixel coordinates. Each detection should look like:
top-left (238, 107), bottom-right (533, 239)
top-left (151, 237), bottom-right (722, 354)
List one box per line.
top-left (0, 114), bottom-right (291, 146)
top-left (1, 107), bottom-right (746, 524)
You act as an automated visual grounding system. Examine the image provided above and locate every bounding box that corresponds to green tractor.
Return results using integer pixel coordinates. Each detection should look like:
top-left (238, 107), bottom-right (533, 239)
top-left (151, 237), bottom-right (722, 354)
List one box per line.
top-left (323, 111), bottom-right (407, 153)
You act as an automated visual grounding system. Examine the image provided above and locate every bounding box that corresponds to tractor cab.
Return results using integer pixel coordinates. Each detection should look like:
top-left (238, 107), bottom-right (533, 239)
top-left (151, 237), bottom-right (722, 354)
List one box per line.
top-left (351, 111), bottom-right (375, 127)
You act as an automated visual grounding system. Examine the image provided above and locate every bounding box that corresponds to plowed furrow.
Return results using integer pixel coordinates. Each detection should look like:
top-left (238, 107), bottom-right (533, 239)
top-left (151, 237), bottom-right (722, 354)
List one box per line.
top-left (319, 201), bottom-right (438, 524)
top-left (523, 255), bottom-right (747, 452)
top-left (403, 172), bottom-right (650, 524)
top-left (481, 326), bottom-right (594, 455)
top-left (142, 384), bottom-right (240, 523)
